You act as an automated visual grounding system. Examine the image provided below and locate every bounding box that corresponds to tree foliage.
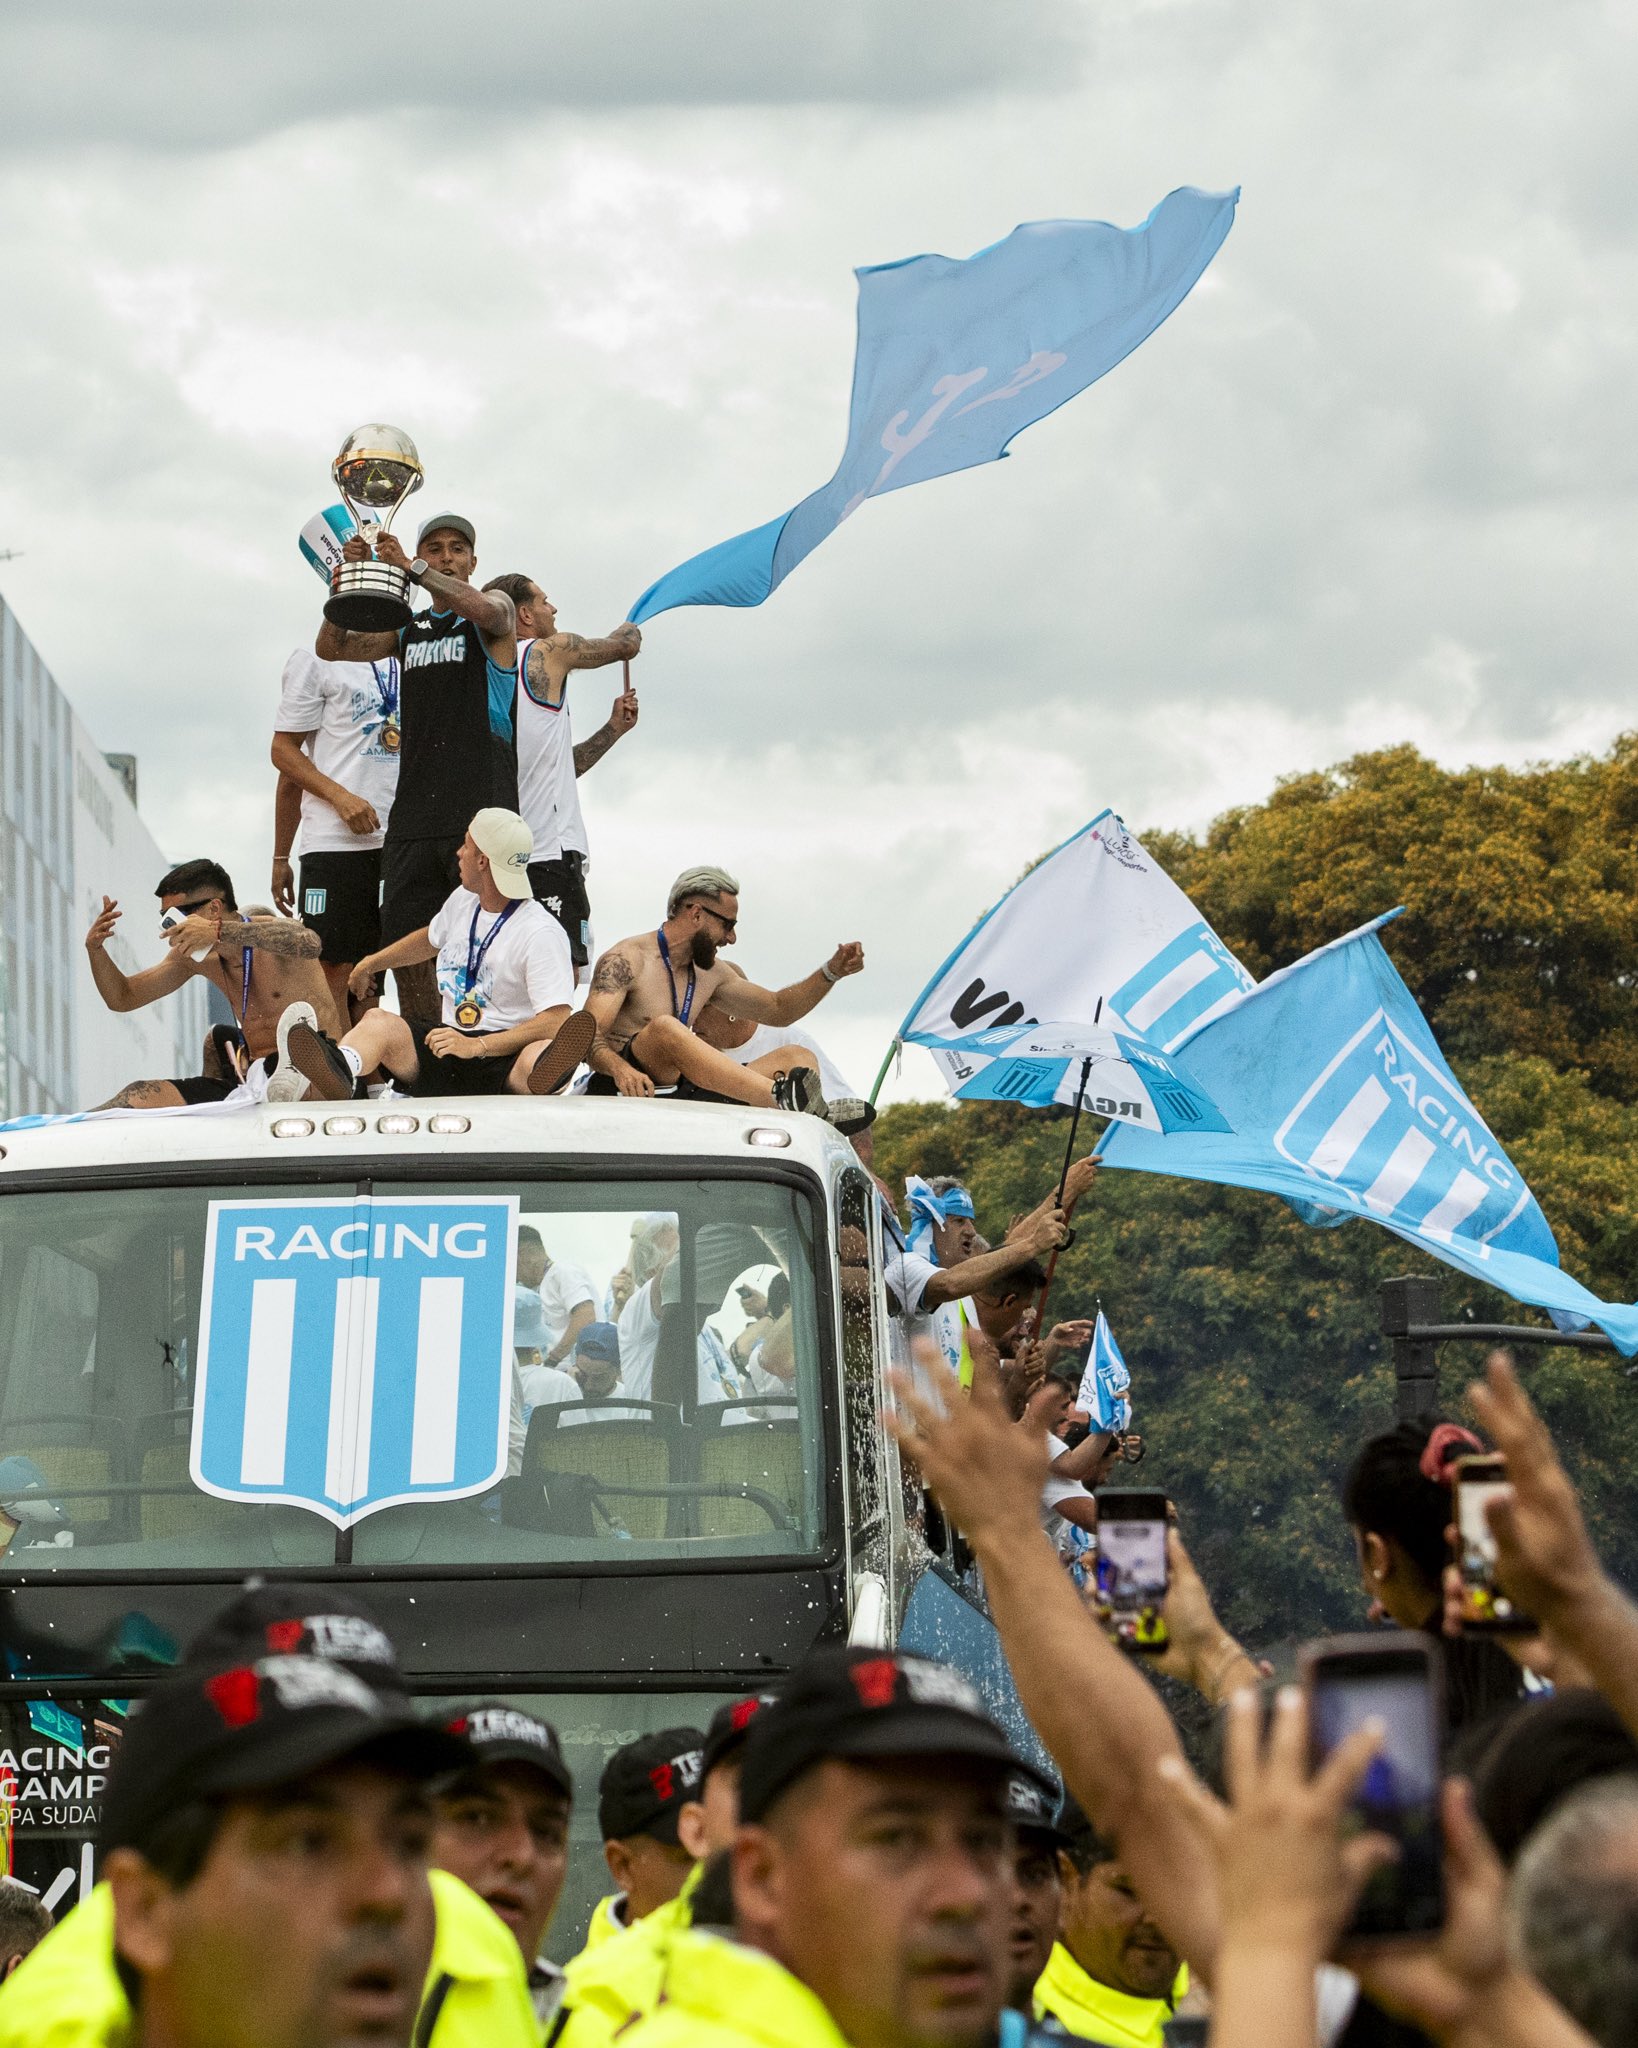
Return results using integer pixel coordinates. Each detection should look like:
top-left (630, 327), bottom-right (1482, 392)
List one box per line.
top-left (876, 741), bottom-right (1638, 1648)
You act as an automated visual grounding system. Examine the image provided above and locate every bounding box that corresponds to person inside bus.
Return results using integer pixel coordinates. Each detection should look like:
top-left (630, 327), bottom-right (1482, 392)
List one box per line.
top-left (555, 1320), bottom-right (622, 1425)
top-left (611, 1647), bottom-right (1066, 2048)
top-left (277, 808), bottom-right (596, 1100)
top-left (431, 1701), bottom-right (575, 2026)
top-left (556, 1694), bottom-right (776, 2048)
top-left (580, 1732), bottom-right (706, 1954)
top-left (83, 858), bottom-right (344, 1109)
top-left (515, 1225), bottom-right (594, 1407)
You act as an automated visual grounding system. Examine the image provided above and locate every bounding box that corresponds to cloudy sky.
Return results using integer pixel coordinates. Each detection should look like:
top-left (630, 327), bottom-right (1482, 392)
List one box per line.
top-left (3, 1), bottom-right (1634, 1100)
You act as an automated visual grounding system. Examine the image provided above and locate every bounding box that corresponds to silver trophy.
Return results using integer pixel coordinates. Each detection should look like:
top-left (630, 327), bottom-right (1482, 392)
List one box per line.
top-left (323, 424), bottom-right (425, 631)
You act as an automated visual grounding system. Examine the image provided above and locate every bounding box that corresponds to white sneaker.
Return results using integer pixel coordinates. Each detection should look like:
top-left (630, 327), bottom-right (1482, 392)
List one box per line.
top-left (265, 1003), bottom-right (319, 1102)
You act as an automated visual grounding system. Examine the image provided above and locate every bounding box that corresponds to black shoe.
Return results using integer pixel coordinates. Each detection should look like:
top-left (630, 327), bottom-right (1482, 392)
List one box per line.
top-left (824, 1096), bottom-right (875, 1136)
top-left (527, 1010), bottom-right (597, 1096)
top-left (287, 1020), bottom-right (357, 1103)
top-left (772, 1068), bottom-right (822, 1117)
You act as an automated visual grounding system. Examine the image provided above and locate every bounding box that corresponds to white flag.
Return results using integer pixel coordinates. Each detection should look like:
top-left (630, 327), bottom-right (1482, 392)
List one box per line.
top-left (899, 810), bottom-right (1255, 1093)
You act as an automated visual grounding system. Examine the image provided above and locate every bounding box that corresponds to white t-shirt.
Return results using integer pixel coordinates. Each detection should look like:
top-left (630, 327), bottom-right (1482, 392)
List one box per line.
top-left (1041, 1429), bottom-right (1094, 1551)
top-left (515, 636), bottom-right (590, 863)
top-left (540, 1260), bottom-right (597, 1351)
top-left (884, 1249), bottom-right (937, 1318)
top-left (519, 1362), bottom-right (582, 1410)
top-left (275, 649), bottom-right (401, 855)
top-left (616, 1278), bottom-right (663, 1402)
top-left (428, 888), bottom-right (574, 1032)
top-left (725, 1021), bottom-right (856, 1101)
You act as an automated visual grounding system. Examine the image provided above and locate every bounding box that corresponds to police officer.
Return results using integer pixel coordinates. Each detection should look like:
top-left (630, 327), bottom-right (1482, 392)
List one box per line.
top-left (432, 1702), bottom-right (575, 2024)
top-left (614, 1646), bottom-right (1066, 2048)
top-left (576, 1729), bottom-right (706, 1956)
top-left (556, 1694), bottom-right (777, 2048)
top-left (1032, 1800), bottom-right (1186, 2048)
top-left (0, 1588), bottom-right (540, 2048)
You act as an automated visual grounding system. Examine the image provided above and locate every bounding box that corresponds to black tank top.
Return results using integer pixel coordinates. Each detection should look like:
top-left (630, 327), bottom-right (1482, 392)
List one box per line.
top-left (391, 610), bottom-right (518, 839)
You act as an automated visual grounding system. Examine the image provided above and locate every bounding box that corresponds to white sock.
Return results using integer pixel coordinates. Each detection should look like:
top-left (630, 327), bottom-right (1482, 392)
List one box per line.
top-left (342, 1045), bottom-right (364, 1079)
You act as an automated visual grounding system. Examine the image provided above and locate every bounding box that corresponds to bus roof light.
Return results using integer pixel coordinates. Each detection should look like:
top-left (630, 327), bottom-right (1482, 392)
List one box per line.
top-left (427, 1114), bottom-right (470, 1134)
top-left (323, 1115), bottom-right (367, 1137)
top-left (746, 1127), bottom-right (792, 1149)
top-left (377, 1113), bottom-right (420, 1135)
top-left (270, 1117), bottom-right (316, 1139)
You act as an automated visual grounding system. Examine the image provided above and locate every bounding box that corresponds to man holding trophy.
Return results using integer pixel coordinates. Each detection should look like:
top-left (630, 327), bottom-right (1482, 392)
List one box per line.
top-left (315, 426), bottom-right (520, 1027)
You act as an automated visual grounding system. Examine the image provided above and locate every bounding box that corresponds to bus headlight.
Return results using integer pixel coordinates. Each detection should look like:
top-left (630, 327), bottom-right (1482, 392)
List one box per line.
top-left (323, 1115), bottom-right (367, 1136)
top-left (427, 1114), bottom-right (470, 1134)
top-left (271, 1117), bottom-right (315, 1139)
top-left (746, 1127), bottom-right (792, 1148)
top-left (377, 1114), bottom-right (420, 1135)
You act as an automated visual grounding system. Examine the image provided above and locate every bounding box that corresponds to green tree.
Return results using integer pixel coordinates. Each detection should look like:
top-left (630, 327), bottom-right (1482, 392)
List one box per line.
top-left (876, 741), bottom-right (1638, 1649)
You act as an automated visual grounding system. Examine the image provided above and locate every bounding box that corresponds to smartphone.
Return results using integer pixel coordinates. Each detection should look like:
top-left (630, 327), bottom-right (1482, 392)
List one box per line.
top-left (1092, 1488), bottom-right (1170, 1654)
top-left (159, 905), bottom-right (213, 961)
top-left (1303, 1633), bottom-right (1445, 1938)
top-left (1452, 1454), bottom-right (1533, 1634)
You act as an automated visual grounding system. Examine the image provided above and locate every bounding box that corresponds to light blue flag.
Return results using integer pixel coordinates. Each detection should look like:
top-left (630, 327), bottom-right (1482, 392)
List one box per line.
top-left (1097, 915), bottom-right (1638, 1353)
top-left (629, 186), bottom-right (1238, 623)
top-left (1077, 1310), bottom-right (1133, 1432)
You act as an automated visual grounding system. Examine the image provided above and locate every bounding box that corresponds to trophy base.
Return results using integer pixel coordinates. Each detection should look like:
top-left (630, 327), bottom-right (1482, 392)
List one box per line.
top-left (324, 561), bottom-right (413, 633)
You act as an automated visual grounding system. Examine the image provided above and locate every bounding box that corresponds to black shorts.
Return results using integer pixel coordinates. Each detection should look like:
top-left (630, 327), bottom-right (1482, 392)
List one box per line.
top-left (406, 1021), bottom-right (516, 1097)
top-left (381, 835), bottom-right (461, 947)
top-left (299, 850), bottom-right (382, 965)
top-left (172, 1075), bottom-right (235, 1105)
top-left (528, 855), bottom-right (592, 971)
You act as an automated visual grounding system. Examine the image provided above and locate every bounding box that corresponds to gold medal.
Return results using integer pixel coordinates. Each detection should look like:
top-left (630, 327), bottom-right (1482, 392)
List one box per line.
top-left (454, 995), bottom-right (484, 1028)
top-left (380, 715), bottom-right (401, 753)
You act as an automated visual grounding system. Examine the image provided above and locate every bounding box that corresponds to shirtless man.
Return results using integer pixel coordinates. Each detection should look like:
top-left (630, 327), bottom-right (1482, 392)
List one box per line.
top-left (85, 857), bottom-right (342, 1109)
top-left (584, 865), bottom-right (869, 1131)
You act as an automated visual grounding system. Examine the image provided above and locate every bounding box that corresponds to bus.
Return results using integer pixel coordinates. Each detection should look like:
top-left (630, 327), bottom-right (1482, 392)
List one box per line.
top-left (0, 1093), bottom-right (926, 1934)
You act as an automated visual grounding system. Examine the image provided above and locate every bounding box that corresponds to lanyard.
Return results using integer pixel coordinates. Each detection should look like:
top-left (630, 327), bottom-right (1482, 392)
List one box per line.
top-left (465, 902), bottom-right (518, 992)
top-left (238, 945), bottom-right (252, 1023)
top-left (370, 659), bottom-right (398, 721)
top-left (656, 927), bottom-right (695, 1026)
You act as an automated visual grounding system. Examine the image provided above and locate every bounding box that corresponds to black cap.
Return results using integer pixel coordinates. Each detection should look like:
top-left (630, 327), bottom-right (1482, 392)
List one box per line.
top-left (184, 1585), bottom-right (404, 1687)
top-left (1006, 1769), bottom-right (1068, 1846)
top-left (1056, 1792), bottom-right (1117, 1864)
top-left (598, 1727), bottom-right (706, 1844)
top-left (441, 1700), bottom-right (573, 1800)
top-left (737, 1647), bottom-right (1034, 1824)
top-left (702, 1692), bottom-right (779, 1780)
top-left (101, 1655), bottom-right (471, 1855)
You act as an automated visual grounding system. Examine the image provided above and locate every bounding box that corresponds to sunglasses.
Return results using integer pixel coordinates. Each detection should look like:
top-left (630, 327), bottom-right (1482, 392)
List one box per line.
top-left (171, 896), bottom-right (219, 917)
top-left (696, 906), bottom-right (737, 936)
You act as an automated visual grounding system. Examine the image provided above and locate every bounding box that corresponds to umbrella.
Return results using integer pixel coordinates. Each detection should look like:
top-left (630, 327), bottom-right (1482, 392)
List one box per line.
top-left (907, 1020), bottom-right (1232, 1137)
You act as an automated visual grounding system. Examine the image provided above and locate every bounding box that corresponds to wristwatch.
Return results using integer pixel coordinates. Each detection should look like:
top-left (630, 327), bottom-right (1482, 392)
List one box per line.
top-left (407, 557), bottom-right (429, 583)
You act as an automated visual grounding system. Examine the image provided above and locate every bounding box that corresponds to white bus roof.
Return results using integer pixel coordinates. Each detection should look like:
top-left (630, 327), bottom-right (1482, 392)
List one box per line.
top-left (0, 1096), bottom-right (861, 1182)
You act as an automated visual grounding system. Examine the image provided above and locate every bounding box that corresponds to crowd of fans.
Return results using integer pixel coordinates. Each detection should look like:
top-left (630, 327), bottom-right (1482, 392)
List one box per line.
top-left (0, 1330), bottom-right (1626, 2048)
top-left (79, 511), bottom-right (870, 1130)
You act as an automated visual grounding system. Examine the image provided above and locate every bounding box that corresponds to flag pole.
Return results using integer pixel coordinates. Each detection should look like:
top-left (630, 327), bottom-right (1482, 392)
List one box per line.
top-left (867, 1038), bottom-right (900, 1108)
top-left (1035, 1053), bottom-right (1093, 1333)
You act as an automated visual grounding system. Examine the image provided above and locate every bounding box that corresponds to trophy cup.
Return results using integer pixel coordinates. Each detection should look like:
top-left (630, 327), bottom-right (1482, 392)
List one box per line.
top-left (323, 424), bottom-right (425, 631)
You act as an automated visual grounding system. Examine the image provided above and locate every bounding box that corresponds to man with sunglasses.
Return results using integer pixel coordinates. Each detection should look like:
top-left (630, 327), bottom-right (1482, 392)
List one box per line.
top-left (582, 867), bottom-right (871, 1131)
top-left (83, 858), bottom-right (345, 1109)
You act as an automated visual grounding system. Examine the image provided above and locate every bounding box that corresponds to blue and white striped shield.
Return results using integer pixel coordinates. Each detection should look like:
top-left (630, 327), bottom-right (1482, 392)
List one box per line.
top-left (192, 1197), bottom-right (518, 1529)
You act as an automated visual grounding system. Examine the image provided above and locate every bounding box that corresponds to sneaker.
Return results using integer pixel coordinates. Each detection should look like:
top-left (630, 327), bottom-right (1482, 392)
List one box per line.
top-left (526, 1009), bottom-right (598, 1096)
top-left (286, 1013), bottom-right (357, 1103)
top-left (265, 1004), bottom-right (319, 1102)
top-left (823, 1097), bottom-right (875, 1137)
top-left (772, 1067), bottom-right (823, 1117)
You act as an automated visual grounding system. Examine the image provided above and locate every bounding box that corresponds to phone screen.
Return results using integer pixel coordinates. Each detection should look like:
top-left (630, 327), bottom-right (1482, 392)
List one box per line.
top-left (1455, 1462), bottom-right (1531, 1631)
top-left (1310, 1657), bottom-right (1444, 1936)
top-left (1094, 1497), bottom-right (1169, 1653)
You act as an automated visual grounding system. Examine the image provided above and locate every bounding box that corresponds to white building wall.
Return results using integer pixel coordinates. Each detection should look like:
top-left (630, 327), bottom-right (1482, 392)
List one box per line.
top-left (0, 594), bottom-right (208, 1117)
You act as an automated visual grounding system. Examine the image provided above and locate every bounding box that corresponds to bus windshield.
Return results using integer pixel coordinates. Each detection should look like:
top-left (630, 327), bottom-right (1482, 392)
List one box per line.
top-left (0, 1170), bottom-right (827, 1572)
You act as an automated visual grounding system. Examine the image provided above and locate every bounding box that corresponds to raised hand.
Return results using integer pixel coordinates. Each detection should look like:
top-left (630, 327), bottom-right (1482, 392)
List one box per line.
top-left (85, 895), bottom-right (121, 950)
top-left (610, 680), bottom-right (640, 735)
top-left (1466, 1350), bottom-right (1605, 1627)
top-left (885, 1343), bottom-right (1049, 1548)
top-left (1020, 1205), bottom-right (1071, 1260)
top-left (825, 942), bottom-right (865, 981)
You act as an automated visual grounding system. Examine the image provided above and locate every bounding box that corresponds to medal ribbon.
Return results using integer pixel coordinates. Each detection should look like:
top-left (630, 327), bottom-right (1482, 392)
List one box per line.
top-left (370, 658), bottom-right (399, 724)
top-left (656, 927), bottom-right (696, 1026)
top-left (462, 901), bottom-right (518, 1014)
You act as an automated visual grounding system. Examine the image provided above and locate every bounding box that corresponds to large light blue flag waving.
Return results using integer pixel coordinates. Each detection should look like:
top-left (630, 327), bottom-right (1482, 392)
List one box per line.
top-left (629, 186), bottom-right (1238, 623)
top-left (1097, 915), bottom-right (1638, 1353)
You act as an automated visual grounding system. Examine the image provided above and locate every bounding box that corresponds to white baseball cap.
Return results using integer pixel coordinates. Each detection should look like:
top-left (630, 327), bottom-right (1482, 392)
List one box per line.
top-left (469, 808), bottom-right (534, 899)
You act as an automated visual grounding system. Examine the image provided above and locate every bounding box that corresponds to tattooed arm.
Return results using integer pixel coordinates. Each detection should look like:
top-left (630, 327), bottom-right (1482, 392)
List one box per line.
top-left (583, 946), bottom-right (652, 1095)
top-left (228, 916), bottom-right (324, 961)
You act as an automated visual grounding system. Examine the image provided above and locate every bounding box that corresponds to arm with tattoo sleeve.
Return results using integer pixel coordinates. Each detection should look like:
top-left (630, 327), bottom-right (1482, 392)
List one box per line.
top-left (221, 917), bottom-right (324, 961)
top-left (583, 949), bottom-right (647, 1088)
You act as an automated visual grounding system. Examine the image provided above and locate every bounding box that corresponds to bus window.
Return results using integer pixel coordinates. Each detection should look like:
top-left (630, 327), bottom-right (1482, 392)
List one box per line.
top-left (0, 1173), bottom-right (832, 1573)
